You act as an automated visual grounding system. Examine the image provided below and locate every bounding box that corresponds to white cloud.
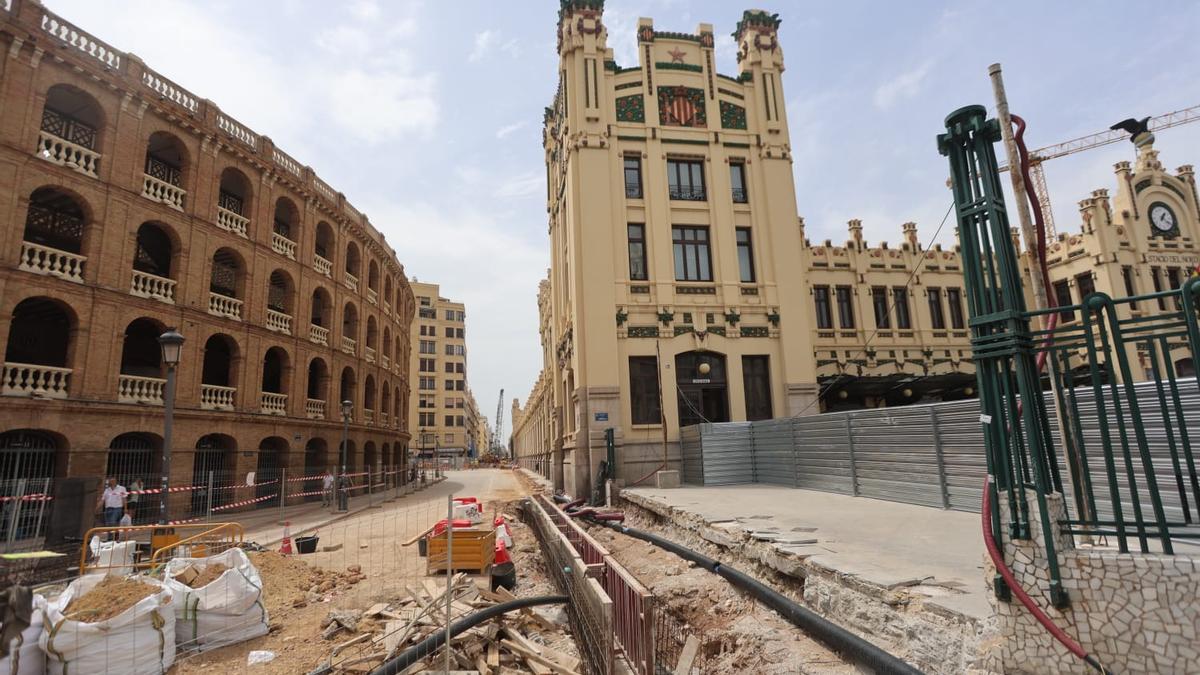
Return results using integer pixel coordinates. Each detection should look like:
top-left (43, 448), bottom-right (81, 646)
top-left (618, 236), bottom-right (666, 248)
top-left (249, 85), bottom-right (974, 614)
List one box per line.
top-left (493, 171), bottom-right (545, 199)
top-left (470, 30), bottom-right (497, 62)
top-left (495, 121), bottom-right (528, 139)
top-left (873, 61), bottom-right (933, 110)
top-left (325, 70), bottom-right (439, 143)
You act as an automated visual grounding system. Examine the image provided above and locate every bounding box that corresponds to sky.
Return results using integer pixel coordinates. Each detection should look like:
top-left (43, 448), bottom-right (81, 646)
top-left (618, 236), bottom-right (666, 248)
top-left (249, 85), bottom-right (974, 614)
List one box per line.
top-left (47, 0), bottom-right (1200, 430)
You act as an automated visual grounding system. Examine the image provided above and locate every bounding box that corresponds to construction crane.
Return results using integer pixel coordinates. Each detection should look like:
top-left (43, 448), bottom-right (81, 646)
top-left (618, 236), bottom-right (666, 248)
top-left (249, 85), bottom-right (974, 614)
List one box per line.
top-left (999, 104), bottom-right (1200, 239)
top-left (492, 388), bottom-right (505, 457)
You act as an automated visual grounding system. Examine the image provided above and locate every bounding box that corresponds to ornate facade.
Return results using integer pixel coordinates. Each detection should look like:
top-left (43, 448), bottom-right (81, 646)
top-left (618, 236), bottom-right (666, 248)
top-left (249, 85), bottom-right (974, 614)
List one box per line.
top-left (0, 1), bottom-right (414, 507)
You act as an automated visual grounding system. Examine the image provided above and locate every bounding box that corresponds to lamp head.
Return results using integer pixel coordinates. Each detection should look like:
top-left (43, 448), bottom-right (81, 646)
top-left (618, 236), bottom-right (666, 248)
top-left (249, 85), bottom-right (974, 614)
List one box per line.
top-left (158, 328), bottom-right (185, 366)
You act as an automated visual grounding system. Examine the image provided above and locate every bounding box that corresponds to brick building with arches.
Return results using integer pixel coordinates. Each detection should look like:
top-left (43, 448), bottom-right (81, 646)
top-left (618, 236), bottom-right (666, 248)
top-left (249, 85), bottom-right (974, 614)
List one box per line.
top-left (0, 1), bottom-right (415, 523)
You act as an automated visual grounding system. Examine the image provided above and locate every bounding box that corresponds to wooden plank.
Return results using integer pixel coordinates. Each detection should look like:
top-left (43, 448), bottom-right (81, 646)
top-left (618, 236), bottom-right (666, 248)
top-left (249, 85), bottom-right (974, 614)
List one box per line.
top-left (486, 642), bottom-right (500, 667)
top-left (364, 602), bottom-right (388, 618)
top-left (673, 635), bottom-right (701, 675)
top-left (331, 632), bottom-right (370, 656)
top-left (402, 523), bottom-right (437, 546)
top-left (499, 640), bottom-right (582, 675)
top-left (382, 620), bottom-right (404, 654)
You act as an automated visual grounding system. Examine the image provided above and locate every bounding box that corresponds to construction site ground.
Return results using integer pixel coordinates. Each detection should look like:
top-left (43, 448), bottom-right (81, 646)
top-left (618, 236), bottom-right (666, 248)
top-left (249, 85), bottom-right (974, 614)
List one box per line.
top-left (171, 469), bottom-right (560, 674)
top-left (618, 484), bottom-right (991, 674)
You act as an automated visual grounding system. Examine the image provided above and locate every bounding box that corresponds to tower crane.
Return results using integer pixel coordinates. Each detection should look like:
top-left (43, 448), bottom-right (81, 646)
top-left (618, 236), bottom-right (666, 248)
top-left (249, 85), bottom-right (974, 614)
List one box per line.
top-left (999, 104), bottom-right (1200, 239)
top-left (492, 388), bottom-right (505, 457)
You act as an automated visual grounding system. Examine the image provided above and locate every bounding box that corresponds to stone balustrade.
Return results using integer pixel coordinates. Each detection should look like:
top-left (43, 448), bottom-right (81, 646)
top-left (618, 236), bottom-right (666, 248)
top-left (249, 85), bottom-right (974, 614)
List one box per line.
top-left (310, 324), bottom-right (329, 346)
top-left (344, 271), bottom-right (359, 292)
top-left (265, 309), bottom-right (292, 335)
top-left (314, 255), bottom-right (332, 277)
top-left (208, 292), bottom-right (243, 320)
top-left (200, 384), bottom-right (236, 410)
top-left (130, 269), bottom-right (175, 303)
top-left (142, 173), bottom-right (185, 210)
top-left (261, 391), bottom-right (287, 416)
top-left (380, 411), bottom-right (389, 426)
top-left (271, 232), bottom-right (296, 260)
top-left (364, 409), bottom-right (374, 425)
top-left (365, 346), bottom-right (376, 364)
top-left (36, 130), bottom-right (100, 178)
top-left (2, 362), bottom-right (71, 399)
top-left (306, 398), bottom-right (326, 419)
top-left (216, 206), bottom-right (249, 237)
top-left (19, 241), bottom-right (86, 284)
top-left (381, 354), bottom-right (390, 369)
top-left (341, 335), bottom-right (357, 355)
top-left (117, 374), bottom-right (165, 405)
top-left (367, 288), bottom-right (378, 305)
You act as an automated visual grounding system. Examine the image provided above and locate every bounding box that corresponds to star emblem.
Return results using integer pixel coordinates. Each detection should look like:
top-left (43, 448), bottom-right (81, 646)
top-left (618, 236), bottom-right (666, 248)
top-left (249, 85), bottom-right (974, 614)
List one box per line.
top-left (667, 47), bottom-right (686, 63)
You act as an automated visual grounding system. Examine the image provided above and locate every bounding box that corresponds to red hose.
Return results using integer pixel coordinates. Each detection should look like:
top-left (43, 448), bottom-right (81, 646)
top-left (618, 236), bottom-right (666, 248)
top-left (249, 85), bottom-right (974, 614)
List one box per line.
top-left (980, 116), bottom-right (1108, 674)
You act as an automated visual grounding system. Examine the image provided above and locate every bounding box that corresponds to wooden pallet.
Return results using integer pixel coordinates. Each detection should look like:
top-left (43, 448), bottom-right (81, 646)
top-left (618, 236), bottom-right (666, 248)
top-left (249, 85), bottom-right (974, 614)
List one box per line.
top-left (426, 528), bottom-right (496, 575)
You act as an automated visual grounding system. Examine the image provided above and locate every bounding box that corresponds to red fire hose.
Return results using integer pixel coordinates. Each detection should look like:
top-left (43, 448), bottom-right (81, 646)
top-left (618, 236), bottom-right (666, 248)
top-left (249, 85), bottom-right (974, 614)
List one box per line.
top-left (980, 115), bottom-right (1109, 674)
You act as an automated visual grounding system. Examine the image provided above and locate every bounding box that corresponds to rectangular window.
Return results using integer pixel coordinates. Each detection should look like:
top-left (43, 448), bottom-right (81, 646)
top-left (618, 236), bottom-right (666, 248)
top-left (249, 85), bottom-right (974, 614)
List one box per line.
top-left (735, 228), bottom-right (755, 283)
top-left (1053, 280), bottom-right (1073, 322)
top-left (419, 340), bottom-right (435, 354)
top-left (627, 224), bottom-right (648, 281)
top-left (1122, 266), bottom-right (1137, 309)
top-left (445, 397), bottom-right (455, 408)
top-left (444, 362), bottom-right (454, 373)
top-left (456, 363), bottom-right (465, 373)
top-left (623, 157), bottom-right (642, 199)
top-left (445, 415), bottom-right (454, 427)
top-left (1166, 267), bottom-right (1184, 309)
top-left (419, 358), bottom-right (435, 372)
top-left (445, 309), bottom-right (454, 320)
top-left (455, 380), bottom-right (464, 391)
top-left (456, 415), bottom-right (464, 427)
top-left (813, 286), bottom-right (832, 330)
top-left (927, 288), bottom-right (945, 330)
top-left (419, 308), bottom-right (436, 319)
top-left (1076, 273), bottom-right (1097, 307)
top-left (1151, 267), bottom-right (1166, 310)
top-left (742, 355), bottom-right (772, 421)
top-left (443, 380), bottom-right (453, 391)
top-left (835, 286), bottom-right (855, 329)
top-left (629, 356), bottom-right (662, 425)
top-left (730, 162), bottom-right (748, 203)
top-left (445, 327), bottom-right (454, 338)
top-left (672, 226), bottom-right (712, 281)
top-left (419, 395), bottom-right (434, 408)
top-left (419, 412), bottom-right (435, 427)
top-left (419, 377), bottom-right (435, 390)
top-left (947, 288), bottom-right (965, 329)
top-left (456, 328), bottom-right (464, 339)
top-left (892, 287), bottom-right (912, 329)
top-left (667, 159), bottom-right (705, 201)
top-left (871, 287), bottom-right (890, 329)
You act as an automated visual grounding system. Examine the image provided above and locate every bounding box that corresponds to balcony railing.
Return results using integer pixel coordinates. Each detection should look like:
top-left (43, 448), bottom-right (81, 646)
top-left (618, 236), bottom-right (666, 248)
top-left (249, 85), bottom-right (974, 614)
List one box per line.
top-left (342, 335), bottom-right (357, 355)
top-left (2, 363), bottom-right (71, 399)
top-left (309, 324), bottom-right (329, 346)
top-left (142, 173), bottom-right (185, 210)
top-left (625, 184), bottom-right (643, 199)
top-left (265, 309), bottom-right (292, 335)
top-left (344, 271), bottom-right (359, 292)
top-left (668, 185), bottom-right (706, 201)
top-left (19, 241), bottom-right (85, 284)
top-left (261, 391), bottom-right (287, 416)
top-left (381, 354), bottom-right (390, 369)
top-left (36, 130), bottom-right (100, 178)
top-left (731, 187), bottom-right (748, 203)
top-left (208, 293), bottom-right (243, 320)
top-left (271, 232), bottom-right (297, 260)
top-left (365, 346), bottom-right (376, 364)
top-left (215, 206), bottom-right (249, 237)
top-left (314, 255), bottom-right (332, 277)
top-left (118, 374), bottom-right (165, 405)
top-left (306, 398), bottom-right (326, 419)
top-left (200, 384), bottom-right (236, 411)
top-left (364, 409), bottom-right (374, 425)
top-left (367, 288), bottom-right (378, 305)
top-left (380, 411), bottom-right (389, 426)
top-left (130, 269), bottom-right (175, 303)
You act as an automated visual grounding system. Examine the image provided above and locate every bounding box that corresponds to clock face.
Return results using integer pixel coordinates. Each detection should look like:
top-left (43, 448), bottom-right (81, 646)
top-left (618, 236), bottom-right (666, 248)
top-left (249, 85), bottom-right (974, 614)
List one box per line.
top-left (1149, 202), bottom-right (1177, 235)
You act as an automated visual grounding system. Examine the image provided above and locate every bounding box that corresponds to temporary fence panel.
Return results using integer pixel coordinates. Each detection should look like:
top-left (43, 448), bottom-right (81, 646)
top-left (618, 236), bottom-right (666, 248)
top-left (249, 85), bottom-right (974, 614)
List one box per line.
top-left (750, 418), bottom-right (795, 486)
top-left (791, 413), bottom-right (855, 495)
top-left (679, 425), bottom-right (704, 486)
top-left (691, 422), bottom-right (752, 486)
top-left (845, 407), bottom-right (948, 509)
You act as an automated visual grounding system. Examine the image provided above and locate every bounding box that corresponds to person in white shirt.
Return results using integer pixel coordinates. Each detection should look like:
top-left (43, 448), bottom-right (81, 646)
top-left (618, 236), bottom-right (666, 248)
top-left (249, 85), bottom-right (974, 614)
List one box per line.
top-left (322, 470), bottom-right (335, 507)
top-left (128, 477), bottom-right (144, 522)
top-left (96, 478), bottom-right (128, 537)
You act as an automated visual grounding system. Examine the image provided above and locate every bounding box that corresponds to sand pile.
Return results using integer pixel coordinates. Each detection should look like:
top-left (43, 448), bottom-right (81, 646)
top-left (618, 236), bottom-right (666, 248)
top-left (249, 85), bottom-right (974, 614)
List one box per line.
top-left (184, 562), bottom-right (229, 588)
top-left (64, 576), bottom-right (159, 623)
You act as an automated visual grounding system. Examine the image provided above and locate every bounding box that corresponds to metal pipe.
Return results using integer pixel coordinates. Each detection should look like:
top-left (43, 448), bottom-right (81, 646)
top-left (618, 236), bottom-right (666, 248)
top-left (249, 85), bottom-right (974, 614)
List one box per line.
top-left (159, 362), bottom-right (177, 524)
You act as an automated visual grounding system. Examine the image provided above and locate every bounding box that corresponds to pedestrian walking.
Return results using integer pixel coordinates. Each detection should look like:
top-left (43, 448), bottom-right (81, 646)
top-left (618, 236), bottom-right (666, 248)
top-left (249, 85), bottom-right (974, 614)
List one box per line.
top-left (96, 477), bottom-right (127, 540)
top-left (321, 469), bottom-right (334, 507)
top-left (128, 477), bottom-right (144, 523)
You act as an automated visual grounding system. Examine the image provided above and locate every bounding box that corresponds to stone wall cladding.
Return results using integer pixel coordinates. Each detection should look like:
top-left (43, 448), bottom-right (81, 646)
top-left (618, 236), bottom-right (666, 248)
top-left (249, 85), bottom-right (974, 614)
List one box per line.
top-left (617, 490), bottom-right (992, 674)
top-left (993, 491), bottom-right (1200, 673)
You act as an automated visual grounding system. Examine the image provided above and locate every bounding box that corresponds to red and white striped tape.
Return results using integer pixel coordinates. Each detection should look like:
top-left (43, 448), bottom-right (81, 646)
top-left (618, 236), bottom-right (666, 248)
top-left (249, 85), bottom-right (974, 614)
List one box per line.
top-left (0, 493), bottom-right (53, 503)
top-left (128, 484), bottom-right (206, 496)
top-left (212, 493), bottom-right (278, 512)
top-left (167, 516), bottom-right (205, 525)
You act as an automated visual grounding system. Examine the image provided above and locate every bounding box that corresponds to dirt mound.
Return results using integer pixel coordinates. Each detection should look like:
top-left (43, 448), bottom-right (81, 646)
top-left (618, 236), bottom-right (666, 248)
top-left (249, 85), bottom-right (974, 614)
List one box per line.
top-left (184, 563), bottom-right (229, 588)
top-left (64, 576), bottom-right (159, 623)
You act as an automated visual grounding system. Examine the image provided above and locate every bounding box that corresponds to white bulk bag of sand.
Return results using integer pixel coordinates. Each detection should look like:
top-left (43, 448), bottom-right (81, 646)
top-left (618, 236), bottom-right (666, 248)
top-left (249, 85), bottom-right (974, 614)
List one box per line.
top-left (0, 594), bottom-right (45, 675)
top-left (164, 547), bottom-right (268, 652)
top-left (40, 575), bottom-right (175, 675)
top-left (87, 537), bottom-right (136, 577)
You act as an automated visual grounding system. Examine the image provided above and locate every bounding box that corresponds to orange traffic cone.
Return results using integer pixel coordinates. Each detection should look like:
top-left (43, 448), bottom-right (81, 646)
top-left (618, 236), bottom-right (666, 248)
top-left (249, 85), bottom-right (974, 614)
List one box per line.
top-left (494, 538), bottom-right (512, 566)
top-left (279, 520), bottom-right (293, 555)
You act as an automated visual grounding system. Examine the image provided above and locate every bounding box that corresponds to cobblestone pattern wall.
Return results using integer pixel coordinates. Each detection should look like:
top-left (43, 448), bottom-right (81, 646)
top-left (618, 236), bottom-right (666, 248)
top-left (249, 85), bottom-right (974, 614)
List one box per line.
top-left (991, 491), bottom-right (1200, 673)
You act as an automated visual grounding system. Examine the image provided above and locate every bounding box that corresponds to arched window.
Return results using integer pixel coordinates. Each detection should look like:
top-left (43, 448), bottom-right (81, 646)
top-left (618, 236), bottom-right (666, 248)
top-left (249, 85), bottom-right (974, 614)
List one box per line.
top-left (117, 317), bottom-right (168, 405)
top-left (3, 297), bottom-right (73, 399)
top-left (340, 367), bottom-right (356, 408)
top-left (382, 327), bottom-right (392, 367)
top-left (314, 221), bottom-right (335, 277)
top-left (384, 276), bottom-right (393, 310)
top-left (200, 334), bottom-right (237, 410)
top-left (20, 187), bottom-right (89, 284)
top-left (106, 432), bottom-right (160, 522)
top-left (267, 270), bottom-right (295, 334)
top-left (193, 434), bottom-right (235, 513)
top-left (217, 167), bottom-right (251, 237)
top-left (130, 222), bottom-right (176, 303)
top-left (142, 131), bottom-right (188, 210)
top-left (366, 315), bottom-right (379, 355)
top-left (272, 197), bottom-right (299, 260)
top-left (0, 430), bottom-right (60, 482)
top-left (364, 441), bottom-right (377, 472)
top-left (307, 358), bottom-right (329, 418)
top-left (261, 347), bottom-right (288, 414)
top-left (257, 436), bottom-right (287, 500)
top-left (345, 241), bottom-right (361, 289)
top-left (367, 259), bottom-right (380, 295)
top-left (381, 384), bottom-right (391, 424)
top-left (342, 302), bottom-right (359, 353)
top-left (395, 385), bottom-right (402, 426)
top-left (37, 84), bottom-right (103, 178)
top-left (311, 288), bottom-right (330, 327)
top-left (364, 374), bottom-right (376, 413)
top-left (303, 437), bottom-right (328, 501)
top-left (209, 248), bottom-right (244, 320)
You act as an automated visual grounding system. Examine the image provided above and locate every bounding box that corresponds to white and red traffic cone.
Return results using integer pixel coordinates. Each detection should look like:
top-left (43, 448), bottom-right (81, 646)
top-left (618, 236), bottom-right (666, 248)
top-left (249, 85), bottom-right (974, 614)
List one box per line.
top-left (279, 520), bottom-right (293, 555)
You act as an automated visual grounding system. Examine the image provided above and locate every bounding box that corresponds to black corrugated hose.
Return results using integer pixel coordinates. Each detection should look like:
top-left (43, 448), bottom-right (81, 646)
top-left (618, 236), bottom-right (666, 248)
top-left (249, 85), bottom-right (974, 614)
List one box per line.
top-left (367, 595), bottom-right (568, 675)
top-left (591, 520), bottom-right (924, 675)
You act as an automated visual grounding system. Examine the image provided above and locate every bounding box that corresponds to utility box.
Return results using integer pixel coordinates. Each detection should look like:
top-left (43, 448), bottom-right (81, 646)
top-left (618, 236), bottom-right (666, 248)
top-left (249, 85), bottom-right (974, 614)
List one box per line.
top-left (655, 470), bottom-right (681, 489)
top-left (426, 528), bottom-right (496, 575)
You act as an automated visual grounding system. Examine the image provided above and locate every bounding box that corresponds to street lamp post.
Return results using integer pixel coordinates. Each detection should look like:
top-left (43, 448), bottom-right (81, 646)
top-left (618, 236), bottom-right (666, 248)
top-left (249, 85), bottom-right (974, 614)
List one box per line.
top-left (156, 329), bottom-right (185, 525)
top-left (339, 399), bottom-right (351, 512)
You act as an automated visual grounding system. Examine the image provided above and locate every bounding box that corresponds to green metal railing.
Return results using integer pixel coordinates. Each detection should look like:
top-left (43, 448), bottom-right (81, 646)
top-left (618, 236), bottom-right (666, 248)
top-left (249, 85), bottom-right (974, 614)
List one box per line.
top-left (938, 105), bottom-right (1200, 608)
